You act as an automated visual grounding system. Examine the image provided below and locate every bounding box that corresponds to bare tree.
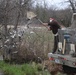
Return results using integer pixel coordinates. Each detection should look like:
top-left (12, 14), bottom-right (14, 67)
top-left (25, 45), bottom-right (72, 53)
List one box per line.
top-left (11, 0), bottom-right (33, 30)
top-left (66, 0), bottom-right (76, 13)
top-left (0, 0), bottom-right (34, 62)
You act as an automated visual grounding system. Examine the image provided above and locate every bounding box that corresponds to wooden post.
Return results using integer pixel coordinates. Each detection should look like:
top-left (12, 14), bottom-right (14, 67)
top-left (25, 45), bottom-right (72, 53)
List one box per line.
top-left (62, 39), bottom-right (66, 54)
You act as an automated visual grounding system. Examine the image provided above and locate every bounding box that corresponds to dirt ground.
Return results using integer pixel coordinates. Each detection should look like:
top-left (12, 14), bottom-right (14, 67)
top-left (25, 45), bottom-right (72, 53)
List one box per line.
top-left (43, 60), bottom-right (76, 75)
top-left (43, 60), bottom-right (64, 75)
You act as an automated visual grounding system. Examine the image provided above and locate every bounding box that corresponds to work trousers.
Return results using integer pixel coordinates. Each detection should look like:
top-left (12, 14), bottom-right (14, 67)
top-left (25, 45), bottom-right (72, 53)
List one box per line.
top-left (52, 35), bottom-right (59, 53)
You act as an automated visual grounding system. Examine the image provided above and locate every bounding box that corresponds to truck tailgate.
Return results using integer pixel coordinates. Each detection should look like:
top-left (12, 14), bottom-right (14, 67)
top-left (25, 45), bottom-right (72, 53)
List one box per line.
top-left (48, 53), bottom-right (76, 68)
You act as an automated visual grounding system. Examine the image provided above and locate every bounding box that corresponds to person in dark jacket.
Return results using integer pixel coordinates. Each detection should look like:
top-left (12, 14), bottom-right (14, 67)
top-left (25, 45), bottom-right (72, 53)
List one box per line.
top-left (48, 18), bottom-right (61, 53)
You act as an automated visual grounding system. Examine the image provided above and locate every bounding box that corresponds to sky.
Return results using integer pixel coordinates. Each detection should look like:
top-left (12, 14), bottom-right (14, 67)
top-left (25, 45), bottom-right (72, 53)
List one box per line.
top-left (36, 0), bottom-right (69, 9)
top-left (46, 0), bottom-right (68, 9)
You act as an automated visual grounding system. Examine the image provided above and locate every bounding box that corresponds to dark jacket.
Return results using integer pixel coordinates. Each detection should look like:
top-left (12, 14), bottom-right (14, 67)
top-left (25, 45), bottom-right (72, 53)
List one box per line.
top-left (48, 20), bottom-right (61, 34)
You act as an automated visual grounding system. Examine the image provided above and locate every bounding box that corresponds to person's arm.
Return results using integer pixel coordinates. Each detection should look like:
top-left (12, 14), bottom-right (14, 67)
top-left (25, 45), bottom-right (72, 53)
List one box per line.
top-left (42, 23), bottom-right (49, 29)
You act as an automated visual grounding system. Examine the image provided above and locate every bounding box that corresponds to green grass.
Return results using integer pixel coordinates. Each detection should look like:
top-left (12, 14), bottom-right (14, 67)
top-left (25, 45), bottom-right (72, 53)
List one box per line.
top-left (0, 61), bottom-right (25, 75)
top-left (0, 61), bottom-right (51, 75)
top-left (21, 63), bottom-right (38, 75)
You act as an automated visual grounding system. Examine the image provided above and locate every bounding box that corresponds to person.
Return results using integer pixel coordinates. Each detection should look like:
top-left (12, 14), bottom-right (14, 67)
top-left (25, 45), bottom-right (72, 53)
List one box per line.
top-left (48, 18), bottom-right (61, 53)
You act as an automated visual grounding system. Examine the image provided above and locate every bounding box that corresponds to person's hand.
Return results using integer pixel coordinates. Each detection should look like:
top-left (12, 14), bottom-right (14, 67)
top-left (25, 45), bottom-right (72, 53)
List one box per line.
top-left (48, 26), bottom-right (51, 31)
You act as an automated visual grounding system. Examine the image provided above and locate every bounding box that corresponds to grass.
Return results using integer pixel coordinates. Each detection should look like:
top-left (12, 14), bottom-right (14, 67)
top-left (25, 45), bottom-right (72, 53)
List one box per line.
top-left (0, 61), bottom-right (25, 75)
top-left (21, 63), bottom-right (38, 75)
top-left (0, 61), bottom-right (51, 75)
